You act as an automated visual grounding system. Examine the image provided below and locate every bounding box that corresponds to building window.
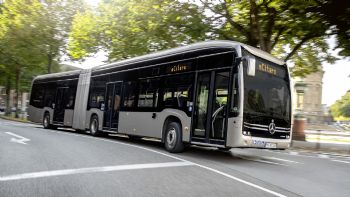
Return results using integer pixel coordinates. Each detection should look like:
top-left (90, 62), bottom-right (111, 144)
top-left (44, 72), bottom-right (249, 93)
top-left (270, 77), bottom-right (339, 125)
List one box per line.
top-left (296, 93), bottom-right (304, 109)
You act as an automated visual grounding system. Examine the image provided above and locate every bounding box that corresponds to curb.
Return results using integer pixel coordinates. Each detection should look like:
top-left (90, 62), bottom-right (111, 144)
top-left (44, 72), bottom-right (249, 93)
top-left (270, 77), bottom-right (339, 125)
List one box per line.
top-left (0, 115), bottom-right (30, 123)
top-left (291, 140), bottom-right (350, 155)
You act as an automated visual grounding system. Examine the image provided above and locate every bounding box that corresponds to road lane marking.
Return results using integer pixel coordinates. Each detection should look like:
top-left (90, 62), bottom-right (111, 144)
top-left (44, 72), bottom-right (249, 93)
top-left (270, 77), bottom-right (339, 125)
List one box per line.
top-left (237, 156), bottom-right (289, 166)
top-left (0, 161), bottom-right (193, 181)
top-left (318, 154), bottom-right (329, 159)
top-left (266, 157), bottom-right (302, 164)
top-left (332, 160), bottom-right (350, 164)
top-left (193, 163), bottom-right (287, 197)
top-left (5, 132), bottom-right (30, 145)
top-left (39, 129), bottom-right (287, 197)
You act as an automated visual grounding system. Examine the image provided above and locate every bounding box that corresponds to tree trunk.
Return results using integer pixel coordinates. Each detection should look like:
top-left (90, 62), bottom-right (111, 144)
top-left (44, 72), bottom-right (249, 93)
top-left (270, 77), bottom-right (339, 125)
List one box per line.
top-left (5, 75), bottom-right (11, 116)
top-left (48, 53), bottom-right (53, 74)
top-left (15, 67), bottom-right (21, 118)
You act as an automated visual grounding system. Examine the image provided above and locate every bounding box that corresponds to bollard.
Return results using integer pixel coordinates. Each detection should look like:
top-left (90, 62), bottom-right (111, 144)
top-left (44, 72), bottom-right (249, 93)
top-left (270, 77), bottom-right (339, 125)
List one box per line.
top-left (292, 117), bottom-right (306, 141)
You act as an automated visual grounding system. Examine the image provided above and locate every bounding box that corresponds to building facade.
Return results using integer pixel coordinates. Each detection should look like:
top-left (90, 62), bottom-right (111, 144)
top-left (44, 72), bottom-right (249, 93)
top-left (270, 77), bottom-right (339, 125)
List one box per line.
top-left (292, 70), bottom-right (325, 124)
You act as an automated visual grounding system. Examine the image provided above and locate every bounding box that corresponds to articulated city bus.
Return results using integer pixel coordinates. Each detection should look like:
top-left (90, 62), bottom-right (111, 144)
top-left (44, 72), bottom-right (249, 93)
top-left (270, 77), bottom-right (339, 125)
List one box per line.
top-left (28, 41), bottom-right (292, 152)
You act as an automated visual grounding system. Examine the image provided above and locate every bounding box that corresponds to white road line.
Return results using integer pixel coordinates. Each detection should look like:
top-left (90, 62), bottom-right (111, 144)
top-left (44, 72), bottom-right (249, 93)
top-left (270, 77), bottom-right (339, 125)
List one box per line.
top-left (5, 132), bottom-right (30, 145)
top-left (318, 154), bottom-right (330, 159)
top-left (289, 151), bottom-right (299, 156)
top-left (0, 161), bottom-right (193, 181)
top-left (194, 163), bottom-right (286, 197)
top-left (39, 129), bottom-right (287, 197)
top-left (237, 156), bottom-right (288, 166)
top-left (332, 160), bottom-right (350, 164)
top-left (266, 157), bottom-right (302, 164)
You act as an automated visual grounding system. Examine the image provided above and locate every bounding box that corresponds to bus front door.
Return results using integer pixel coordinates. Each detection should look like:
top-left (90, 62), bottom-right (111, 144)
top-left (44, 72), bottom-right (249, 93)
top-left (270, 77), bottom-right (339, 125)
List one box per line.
top-left (103, 82), bottom-right (122, 131)
top-left (53, 87), bottom-right (68, 124)
top-left (192, 70), bottom-right (230, 146)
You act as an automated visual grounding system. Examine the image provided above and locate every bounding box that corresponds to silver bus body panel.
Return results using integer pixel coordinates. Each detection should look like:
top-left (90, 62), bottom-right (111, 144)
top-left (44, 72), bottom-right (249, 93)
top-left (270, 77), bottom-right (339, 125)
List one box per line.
top-left (118, 109), bottom-right (191, 142)
top-left (64, 109), bottom-right (74, 126)
top-left (72, 69), bottom-right (91, 130)
top-left (27, 105), bottom-right (43, 123)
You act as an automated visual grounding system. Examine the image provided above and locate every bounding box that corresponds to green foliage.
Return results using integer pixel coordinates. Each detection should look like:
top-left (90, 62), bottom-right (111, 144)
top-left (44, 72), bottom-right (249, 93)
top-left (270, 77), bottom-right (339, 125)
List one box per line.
top-left (68, 0), bottom-right (348, 77)
top-left (0, 0), bottom-right (87, 92)
top-left (331, 91), bottom-right (350, 119)
top-left (68, 0), bottom-right (209, 61)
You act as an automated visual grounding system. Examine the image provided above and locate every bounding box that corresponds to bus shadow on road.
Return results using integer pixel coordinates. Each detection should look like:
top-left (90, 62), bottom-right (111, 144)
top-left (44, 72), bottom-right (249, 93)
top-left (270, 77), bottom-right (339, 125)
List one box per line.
top-left (52, 127), bottom-right (284, 166)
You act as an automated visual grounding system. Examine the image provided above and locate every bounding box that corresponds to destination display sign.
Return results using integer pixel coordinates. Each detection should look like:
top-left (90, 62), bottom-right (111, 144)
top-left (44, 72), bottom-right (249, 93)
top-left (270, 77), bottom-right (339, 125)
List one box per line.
top-left (258, 63), bottom-right (277, 76)
top-left (166, 63), bottom-right (192, 74)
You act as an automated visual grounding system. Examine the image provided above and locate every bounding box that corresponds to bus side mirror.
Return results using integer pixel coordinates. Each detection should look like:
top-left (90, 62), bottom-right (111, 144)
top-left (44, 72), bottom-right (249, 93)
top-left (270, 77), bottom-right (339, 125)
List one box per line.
top-left (246, 56), bottom-right (256, 76)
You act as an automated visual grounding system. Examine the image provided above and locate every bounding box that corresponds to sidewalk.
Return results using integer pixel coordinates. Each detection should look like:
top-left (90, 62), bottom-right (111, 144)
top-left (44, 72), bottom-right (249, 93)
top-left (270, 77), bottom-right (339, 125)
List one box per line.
top-left (291, 140), bottom-right (350, 155)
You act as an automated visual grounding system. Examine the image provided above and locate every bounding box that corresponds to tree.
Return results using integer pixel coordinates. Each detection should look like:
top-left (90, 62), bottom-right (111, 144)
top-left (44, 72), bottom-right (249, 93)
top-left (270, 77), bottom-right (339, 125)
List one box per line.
top-left (68, 0), bottom-right (209, 61)
top-left (197, 0), bottom-right (344, 76)
top-left (69, 0), bottom-right (348, 77)
top-left (331, 91), bottom-right (350, 120)
top-left (0, 0), bottom-right (47, 116)
top-left (0, 0), bottom-right (86, 117)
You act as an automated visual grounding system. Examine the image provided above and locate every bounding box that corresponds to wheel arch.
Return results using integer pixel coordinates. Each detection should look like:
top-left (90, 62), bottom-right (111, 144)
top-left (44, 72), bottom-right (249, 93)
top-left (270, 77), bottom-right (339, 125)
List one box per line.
top-left (162, 115), bottom-right (182, 143)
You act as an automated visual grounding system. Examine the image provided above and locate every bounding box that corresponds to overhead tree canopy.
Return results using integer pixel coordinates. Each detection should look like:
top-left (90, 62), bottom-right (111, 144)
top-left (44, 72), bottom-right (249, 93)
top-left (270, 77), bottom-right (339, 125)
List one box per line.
top-left (68, 0), bottom-right (209, 61)
top-left (69, 0), bottom-right (349, 77)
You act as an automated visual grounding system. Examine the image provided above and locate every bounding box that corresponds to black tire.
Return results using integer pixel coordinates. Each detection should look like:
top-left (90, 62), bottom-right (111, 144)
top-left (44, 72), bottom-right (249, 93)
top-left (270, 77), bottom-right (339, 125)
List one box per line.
top-left (43, 113), bottom-right (51, 129)
top-left (90, 115), bottom-right (102, 136)
top-left (164, 122), bottom-right (184, 153)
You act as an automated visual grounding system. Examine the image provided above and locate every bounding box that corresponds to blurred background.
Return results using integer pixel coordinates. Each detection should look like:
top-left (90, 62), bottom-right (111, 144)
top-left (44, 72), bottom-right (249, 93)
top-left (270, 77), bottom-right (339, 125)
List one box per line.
top-left (0, 0), bottom-right (349, 146)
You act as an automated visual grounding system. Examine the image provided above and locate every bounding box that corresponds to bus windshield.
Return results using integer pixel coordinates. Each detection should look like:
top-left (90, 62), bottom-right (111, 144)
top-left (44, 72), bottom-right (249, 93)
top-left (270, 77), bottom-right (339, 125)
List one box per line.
top-left (243, 57), bottom-right (291, 123)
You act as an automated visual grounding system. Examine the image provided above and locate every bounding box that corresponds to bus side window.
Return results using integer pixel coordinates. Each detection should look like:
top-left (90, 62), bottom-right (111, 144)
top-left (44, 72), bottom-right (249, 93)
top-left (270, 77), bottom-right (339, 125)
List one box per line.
top-left (123, 81), bottom-right (137, 108)
top-left (89, 77), bottom-right (106, 109)
top-left (162, 73), bottom-right (193, 110)
top-left (43, 83), bottom-right (55, 108)
top-left (30, 83), bottom-right (44, 108)
top-left (138, 79), bottom-right (159, 108)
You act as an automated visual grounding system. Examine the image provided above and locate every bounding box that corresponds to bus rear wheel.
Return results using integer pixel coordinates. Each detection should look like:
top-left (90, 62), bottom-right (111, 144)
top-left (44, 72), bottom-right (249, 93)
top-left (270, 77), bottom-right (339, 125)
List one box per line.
top-left (164, 122), bottom-right (184, 153)
top-left (43, 113), bottom-right (51, 129)
top-left (90, 115), bottom-right (102, 136)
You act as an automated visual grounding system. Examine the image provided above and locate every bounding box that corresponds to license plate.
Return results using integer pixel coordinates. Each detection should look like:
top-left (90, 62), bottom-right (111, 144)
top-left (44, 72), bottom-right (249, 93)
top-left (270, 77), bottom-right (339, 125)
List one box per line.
top-left (265, 143), bottom-right (277, 149)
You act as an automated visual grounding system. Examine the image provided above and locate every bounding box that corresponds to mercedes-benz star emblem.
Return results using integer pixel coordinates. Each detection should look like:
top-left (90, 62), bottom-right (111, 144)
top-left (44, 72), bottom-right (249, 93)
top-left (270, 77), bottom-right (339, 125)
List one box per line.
top-left (268, 119), bottom-right (276, 135)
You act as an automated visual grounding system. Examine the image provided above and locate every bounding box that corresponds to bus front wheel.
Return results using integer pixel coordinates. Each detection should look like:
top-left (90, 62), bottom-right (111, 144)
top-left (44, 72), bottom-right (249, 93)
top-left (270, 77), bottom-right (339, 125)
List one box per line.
top-left (164, 122), bottom-right (184, 153)
top-left (43, 113), bottom-right (56, 129)
top-left (43, 113), bottom-right (51, 129)
top-left (90, 115), bottom-right (102, 136)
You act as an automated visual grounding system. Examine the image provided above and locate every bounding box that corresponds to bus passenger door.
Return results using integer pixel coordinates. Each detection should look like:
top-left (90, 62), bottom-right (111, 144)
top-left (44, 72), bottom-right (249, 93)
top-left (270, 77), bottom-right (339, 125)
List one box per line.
top-left (191, 70), bottom-right (230, 146)
top-left (53, 87), bottom-right (68, 124)
top-left (103, 82), bottom-right (122, 131)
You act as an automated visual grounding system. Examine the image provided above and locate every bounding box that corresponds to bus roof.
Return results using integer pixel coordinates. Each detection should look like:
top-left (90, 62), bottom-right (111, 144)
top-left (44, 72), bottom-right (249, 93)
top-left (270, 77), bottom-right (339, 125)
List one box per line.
top-left (33, 40), bottom-right (285, 81)
top-left (33, 70), bottom-right (81, 82)
top-left (93, 40), bottom-right (285, 72)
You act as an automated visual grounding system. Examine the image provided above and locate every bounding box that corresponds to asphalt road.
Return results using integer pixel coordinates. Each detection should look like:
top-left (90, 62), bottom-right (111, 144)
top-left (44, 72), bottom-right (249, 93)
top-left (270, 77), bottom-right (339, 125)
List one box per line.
top-left (0, 119), bottom-right (349, 197)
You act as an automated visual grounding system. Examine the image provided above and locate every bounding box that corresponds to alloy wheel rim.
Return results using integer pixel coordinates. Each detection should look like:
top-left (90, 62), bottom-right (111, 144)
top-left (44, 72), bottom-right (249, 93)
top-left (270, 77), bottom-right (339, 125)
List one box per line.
top-left (91, 119), bottom-right (97, 134)
top-left (166, 128), bottom-right (176, 148)
top-left (44, 116), bottom-right (49, 127)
